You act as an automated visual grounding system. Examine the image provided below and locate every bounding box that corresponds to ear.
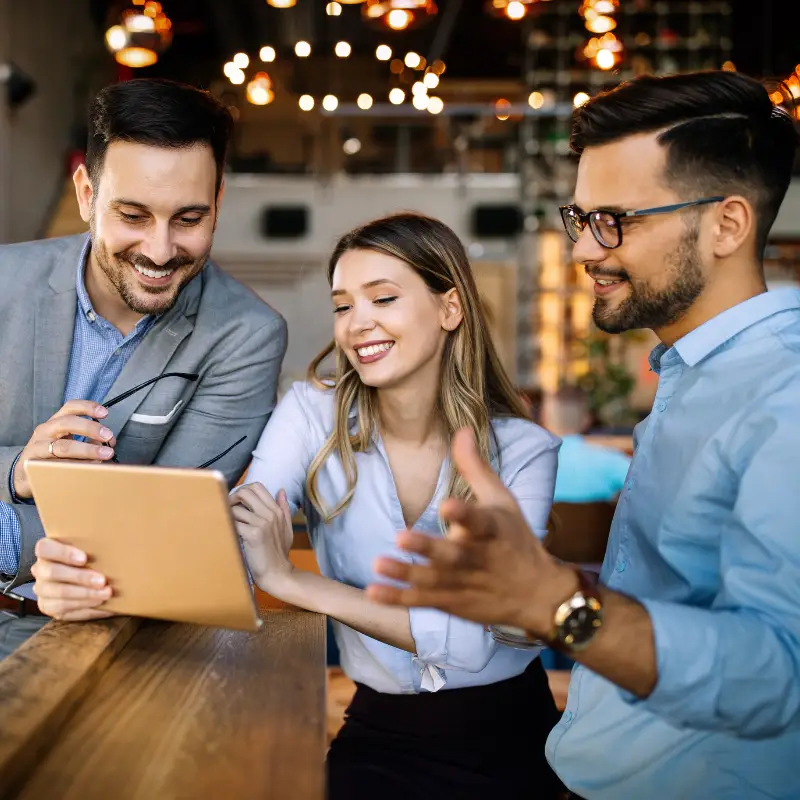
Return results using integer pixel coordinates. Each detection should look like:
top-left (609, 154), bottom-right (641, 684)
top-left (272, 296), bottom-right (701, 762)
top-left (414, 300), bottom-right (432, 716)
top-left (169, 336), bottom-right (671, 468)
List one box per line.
top-left (440, 288), bottom-right (463, 332)
top-left (73, 164), bottom-right (94, 224)
top-left (712, 195), bottom-right (754, 259)
top-left (215, 175), bottom-right (227, 210)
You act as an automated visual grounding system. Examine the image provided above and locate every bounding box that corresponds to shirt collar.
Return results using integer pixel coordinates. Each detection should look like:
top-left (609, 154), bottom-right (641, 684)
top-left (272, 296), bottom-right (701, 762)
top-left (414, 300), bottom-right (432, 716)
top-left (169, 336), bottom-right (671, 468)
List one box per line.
top-left (75, 235), bottom-right (95, 320)
top-left (648, 289), bottom-right (800, 373)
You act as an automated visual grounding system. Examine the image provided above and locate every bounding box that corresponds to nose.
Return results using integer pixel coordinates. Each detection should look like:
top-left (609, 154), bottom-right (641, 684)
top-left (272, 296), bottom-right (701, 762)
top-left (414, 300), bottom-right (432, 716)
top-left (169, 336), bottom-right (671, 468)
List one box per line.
top-left (571, 226), bottom-right (609, 267)
top-left (348, 299), bottom-right (376, 336)
top-left (138, 223), bottom-right (178, 267)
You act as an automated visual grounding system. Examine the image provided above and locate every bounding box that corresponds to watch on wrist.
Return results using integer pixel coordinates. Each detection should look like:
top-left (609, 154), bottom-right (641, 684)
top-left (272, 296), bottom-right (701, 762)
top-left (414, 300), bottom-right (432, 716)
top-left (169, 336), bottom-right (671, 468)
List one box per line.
top-left (547, 568), bottom-right (603, 653)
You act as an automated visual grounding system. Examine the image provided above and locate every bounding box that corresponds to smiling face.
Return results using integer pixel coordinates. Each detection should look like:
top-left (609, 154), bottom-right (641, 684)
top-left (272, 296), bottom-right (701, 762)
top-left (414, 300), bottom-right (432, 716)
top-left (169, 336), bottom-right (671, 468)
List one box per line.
top-left (75, 140), bottom-right (221, 316)
top-left (330, 248), bottom-right (461, 390)
top-left (572, 132), bottom-right (710, 335)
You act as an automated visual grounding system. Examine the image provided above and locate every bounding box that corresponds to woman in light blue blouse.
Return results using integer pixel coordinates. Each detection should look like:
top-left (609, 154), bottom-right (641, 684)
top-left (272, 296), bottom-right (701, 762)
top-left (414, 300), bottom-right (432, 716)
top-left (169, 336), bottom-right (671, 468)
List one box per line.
top-left (231, 213), bottom-right (564, 799)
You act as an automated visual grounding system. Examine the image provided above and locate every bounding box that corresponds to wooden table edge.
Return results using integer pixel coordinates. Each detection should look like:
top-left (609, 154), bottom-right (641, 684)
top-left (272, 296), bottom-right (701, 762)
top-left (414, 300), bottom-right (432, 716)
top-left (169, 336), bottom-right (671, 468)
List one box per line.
top-left (0, 615), bottom-right (141, 794)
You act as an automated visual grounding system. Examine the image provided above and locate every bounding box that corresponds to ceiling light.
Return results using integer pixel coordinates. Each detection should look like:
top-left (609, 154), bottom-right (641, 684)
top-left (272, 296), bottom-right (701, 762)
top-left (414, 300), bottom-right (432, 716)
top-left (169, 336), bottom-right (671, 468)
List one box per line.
top-left (326, 2), bottom-right (343, 14)
top-left (404, 52), bottom-right (421, 69)
top-left (322, 94), bottom-right (339, 111)
top-left (267, 0), bottom-right (297, 7)
top-left (105, 4), bottom-right (173, 68)
top-left (423, 72), bottom-right (439, 89)
top-left (335, 41), bottom-right (351, 58)
top-left (505, 1), bottom-right (526, 19)
top-left (573, 92), bottom-right (590, 107)
top-left (389, 87), bottom-right (405, 104)
top-left (427, 96), bottom-right (443, 114)
top-left (229, 68), bottom-right (246, 85)
top-left (528, 90), bottom-right (544, 109)
top-left (376, 44), bottom-right (392, 60)
top-left (295, 41), bottom-right (311, 57)
top-left (343, 137), bottom-right (362, 155)
top-left (412, 93), bottom-right (429, 110)
top-left (260, 46), bottom-right (276, 62)
top-left (299, 94), bottom-right (315, 111)
top-left (363, 1), bottom-right (438, 31)
top-left (495, 99), bottom-right (511, 120)
top-left (357, 93), bottom-right (373, 109)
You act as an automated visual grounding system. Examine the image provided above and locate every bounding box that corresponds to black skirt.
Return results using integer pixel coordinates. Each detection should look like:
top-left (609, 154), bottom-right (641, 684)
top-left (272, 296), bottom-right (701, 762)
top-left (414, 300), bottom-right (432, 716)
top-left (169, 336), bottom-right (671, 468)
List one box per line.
top-left (327, 657), bottom-right (565, 800)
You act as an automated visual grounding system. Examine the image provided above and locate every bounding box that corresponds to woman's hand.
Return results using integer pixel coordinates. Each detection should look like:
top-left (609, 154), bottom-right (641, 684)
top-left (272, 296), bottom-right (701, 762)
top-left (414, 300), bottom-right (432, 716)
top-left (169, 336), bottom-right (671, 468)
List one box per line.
top-left (230, 483), bottom-right (295, 595)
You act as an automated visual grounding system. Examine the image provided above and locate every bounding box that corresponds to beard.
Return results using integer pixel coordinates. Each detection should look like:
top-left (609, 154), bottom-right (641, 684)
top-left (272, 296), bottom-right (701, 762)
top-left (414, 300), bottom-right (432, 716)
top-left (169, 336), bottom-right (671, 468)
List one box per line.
top-left (89, 219), bottom-right (208, 317)
top-left (592, 222), bottom-right (705, 334)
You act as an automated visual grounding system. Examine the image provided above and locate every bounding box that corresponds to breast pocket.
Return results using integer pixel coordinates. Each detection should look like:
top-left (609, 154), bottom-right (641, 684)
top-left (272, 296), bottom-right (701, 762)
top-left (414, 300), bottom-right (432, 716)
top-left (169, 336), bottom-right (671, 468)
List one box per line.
top-left (129, 400), bottom-right (183, 426)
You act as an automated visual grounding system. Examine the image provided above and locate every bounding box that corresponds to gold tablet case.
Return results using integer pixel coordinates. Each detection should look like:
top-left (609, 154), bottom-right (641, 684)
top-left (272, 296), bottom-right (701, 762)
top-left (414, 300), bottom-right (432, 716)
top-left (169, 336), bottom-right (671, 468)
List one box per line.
top-left (26, 460), bottom-right (261, 632)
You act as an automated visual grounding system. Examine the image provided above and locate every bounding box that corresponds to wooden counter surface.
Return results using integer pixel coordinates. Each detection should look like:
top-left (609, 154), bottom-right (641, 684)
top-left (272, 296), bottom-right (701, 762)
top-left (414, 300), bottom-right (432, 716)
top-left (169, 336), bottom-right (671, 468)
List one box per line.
top-left (0, 608), bottom-right (326, 800)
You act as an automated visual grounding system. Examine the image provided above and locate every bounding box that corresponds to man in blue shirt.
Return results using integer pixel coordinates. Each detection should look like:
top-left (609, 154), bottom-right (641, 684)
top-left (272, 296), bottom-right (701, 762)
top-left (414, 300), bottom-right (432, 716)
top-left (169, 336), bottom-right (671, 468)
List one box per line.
top-left (370, 71), bottom-right (800, 798)
top-left (0, 79), bottom-right (286, 656)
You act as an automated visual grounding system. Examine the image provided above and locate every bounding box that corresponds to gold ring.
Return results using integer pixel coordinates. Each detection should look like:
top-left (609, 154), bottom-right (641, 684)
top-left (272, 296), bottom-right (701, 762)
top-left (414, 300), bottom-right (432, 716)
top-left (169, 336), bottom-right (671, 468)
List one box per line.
top-left (48, 440), bottom-right (58, 458)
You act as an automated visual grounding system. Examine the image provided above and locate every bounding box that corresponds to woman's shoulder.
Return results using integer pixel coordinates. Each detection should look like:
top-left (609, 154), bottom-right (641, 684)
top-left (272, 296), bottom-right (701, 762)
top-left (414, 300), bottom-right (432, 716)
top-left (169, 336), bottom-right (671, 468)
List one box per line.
top-left (279, 380), bottom-right (337, 421)
top-left (490, 415), bottom-right (561, 465)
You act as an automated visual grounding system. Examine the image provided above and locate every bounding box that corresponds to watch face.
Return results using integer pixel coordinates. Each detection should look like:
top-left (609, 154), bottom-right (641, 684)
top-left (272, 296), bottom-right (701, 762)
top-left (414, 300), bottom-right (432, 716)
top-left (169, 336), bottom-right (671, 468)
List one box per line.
top-left (561, 605), bottom-right (601, 647)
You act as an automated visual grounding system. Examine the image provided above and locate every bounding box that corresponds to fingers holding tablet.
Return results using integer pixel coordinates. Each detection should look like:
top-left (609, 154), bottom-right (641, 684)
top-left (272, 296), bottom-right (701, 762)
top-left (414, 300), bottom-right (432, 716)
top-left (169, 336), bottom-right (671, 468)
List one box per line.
top-left (32, 538), bottom-right (114, 621)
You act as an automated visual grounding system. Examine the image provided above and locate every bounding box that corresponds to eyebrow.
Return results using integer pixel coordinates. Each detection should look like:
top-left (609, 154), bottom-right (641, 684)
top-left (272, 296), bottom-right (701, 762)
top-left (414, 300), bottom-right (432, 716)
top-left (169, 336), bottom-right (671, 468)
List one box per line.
top-left (331, 279), bottom-right (401, 298)
top-left (573, 201), bottom-right (629, 214)
top-left (112, 199), bottom-right (211, 216)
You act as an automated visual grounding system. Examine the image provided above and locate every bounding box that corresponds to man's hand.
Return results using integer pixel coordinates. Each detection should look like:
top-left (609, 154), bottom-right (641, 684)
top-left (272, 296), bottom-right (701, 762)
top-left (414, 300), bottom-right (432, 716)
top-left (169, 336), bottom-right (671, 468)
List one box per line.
top-left (366, 428), bottom-right (577, 638)
top-left (31, 538), bottom-right (114, 621)
top-left (13, 401), bottom-right (117, 500)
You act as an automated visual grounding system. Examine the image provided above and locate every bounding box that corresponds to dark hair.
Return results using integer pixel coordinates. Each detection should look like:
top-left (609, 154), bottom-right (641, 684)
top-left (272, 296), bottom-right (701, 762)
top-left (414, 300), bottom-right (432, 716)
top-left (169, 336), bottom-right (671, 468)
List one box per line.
top-left (571, 71), bottom-right (798, 256)
top-left (85, 79), bottom-right (233, 195)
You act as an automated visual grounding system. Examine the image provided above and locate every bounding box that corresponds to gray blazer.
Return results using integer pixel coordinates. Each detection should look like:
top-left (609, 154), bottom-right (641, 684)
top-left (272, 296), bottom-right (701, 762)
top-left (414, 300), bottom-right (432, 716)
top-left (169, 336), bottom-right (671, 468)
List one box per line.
top-left (0, 235), bottom-right (287, 590)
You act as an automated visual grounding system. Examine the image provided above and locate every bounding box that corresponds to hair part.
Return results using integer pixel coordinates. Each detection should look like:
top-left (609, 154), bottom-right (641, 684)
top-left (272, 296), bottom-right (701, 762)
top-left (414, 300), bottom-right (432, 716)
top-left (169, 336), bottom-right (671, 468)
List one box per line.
top-left (85, 78), bottom-right (233, 196)
top-left (571, 71), bottom-right (798, 256)
top-left (305, 212), bottom-right (531, 522)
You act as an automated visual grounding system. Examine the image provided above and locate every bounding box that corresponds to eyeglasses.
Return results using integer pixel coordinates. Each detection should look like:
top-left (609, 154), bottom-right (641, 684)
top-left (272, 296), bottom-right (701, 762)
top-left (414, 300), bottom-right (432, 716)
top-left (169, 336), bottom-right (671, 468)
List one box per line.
top-left (559, 197), bottom-right (725, 250)
top-left (103, 372), bottom-right (247, 470)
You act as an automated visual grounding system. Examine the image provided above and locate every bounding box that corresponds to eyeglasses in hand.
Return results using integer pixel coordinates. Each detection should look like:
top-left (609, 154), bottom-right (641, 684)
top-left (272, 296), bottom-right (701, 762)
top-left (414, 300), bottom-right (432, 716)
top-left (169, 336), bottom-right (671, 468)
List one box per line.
top-left (102, 372), bottom-right (246, 470)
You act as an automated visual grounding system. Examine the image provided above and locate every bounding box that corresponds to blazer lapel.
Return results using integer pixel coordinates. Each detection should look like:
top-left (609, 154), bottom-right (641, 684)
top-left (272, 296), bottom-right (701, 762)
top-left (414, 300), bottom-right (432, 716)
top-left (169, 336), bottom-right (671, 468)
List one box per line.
top-left (101, 273), bottom-right (201, 437)
top-left (32, 238), bottom-right (84, 425)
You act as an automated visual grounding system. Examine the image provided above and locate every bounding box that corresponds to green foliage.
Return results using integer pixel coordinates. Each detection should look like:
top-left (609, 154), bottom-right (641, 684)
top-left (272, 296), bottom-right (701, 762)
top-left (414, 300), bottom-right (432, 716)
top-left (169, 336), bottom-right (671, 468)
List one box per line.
top-left (576, 330), bottom-right (644, 428)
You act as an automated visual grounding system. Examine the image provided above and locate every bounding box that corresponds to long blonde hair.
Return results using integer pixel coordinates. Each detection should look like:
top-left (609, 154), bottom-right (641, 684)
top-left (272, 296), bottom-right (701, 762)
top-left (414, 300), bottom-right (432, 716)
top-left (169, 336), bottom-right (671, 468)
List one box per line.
top-left (306, 212), bottom-right (530, 522)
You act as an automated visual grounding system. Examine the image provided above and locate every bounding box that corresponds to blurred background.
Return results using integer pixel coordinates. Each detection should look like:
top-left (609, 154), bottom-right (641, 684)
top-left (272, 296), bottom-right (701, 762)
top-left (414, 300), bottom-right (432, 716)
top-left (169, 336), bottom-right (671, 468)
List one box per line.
top-left (0, 0), bottom-right (798, 427)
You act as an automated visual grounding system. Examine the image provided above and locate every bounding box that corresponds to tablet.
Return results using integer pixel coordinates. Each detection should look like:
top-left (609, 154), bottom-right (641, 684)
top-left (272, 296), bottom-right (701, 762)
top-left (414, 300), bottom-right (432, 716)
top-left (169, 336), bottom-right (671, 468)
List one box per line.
top-left (26, 460), bottom-right (261, 632)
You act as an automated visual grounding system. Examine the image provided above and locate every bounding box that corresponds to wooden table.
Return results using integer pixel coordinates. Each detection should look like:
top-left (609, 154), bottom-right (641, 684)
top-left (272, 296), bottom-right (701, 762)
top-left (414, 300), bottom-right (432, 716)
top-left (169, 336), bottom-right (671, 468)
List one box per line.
top-left (0, 608), bottom-right (326, 800)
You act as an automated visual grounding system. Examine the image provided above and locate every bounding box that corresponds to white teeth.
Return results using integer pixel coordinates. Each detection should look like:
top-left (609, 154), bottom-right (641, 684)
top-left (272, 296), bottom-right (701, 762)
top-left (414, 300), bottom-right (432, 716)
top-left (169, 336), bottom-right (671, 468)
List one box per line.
top-left (356, 342), bottom-right (393, 357)
top-left (596, 279), bottom-right (622, 286)
top-left (134, 263), bottom-right (175, 279)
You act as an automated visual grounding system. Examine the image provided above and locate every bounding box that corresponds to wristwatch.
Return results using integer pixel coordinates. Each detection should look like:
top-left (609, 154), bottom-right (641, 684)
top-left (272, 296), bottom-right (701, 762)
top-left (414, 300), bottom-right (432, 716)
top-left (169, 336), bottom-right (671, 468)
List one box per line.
top-left (547, 568), bottom-right (604, 653)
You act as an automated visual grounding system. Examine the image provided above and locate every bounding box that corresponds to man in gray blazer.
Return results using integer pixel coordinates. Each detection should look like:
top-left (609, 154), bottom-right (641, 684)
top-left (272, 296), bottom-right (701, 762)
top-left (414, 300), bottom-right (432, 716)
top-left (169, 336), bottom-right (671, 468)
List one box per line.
top-left (0, 79), bottom-right (287, 656)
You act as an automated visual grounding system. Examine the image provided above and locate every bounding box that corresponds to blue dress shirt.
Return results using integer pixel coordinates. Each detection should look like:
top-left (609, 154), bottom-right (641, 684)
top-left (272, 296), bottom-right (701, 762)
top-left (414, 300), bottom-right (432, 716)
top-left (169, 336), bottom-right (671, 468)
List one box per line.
top-left (0, 236), bottom-right (154, 596)
top-left (546, 289), bottom-right (800, 799)
top-left (244, 381), bottom-right (561, 694)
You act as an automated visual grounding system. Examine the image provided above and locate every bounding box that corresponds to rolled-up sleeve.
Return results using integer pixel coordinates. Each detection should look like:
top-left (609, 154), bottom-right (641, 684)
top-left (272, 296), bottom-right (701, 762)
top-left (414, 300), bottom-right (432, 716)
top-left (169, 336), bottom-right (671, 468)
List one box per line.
top-left (622, 406), bottom-right (800, 738)
top-left (409, 422), bottom-right (560, 677)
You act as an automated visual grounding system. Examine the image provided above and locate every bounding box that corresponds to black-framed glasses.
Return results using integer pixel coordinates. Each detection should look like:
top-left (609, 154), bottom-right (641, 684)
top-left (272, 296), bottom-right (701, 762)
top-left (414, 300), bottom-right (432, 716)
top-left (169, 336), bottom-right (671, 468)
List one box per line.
top-left (103, 372), bottom-right (247, 470)
top-left (559, 197), bottom-right (725, 250)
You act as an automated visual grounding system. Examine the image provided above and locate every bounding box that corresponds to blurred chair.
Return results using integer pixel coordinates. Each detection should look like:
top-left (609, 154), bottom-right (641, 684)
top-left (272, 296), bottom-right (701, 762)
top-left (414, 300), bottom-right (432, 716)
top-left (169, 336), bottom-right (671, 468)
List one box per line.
top-left (545, 501), bottom-right (616, 567)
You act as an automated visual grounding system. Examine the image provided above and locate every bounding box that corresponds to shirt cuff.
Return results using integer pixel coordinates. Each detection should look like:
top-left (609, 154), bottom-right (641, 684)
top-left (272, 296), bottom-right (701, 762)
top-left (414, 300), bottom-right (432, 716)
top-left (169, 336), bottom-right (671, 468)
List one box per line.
top-left (618, 597), bottom-right (719, 723)
top-left (409, 606), bottom-right (449, 665)
top-left (8, 452), bottom-right (35, 506)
